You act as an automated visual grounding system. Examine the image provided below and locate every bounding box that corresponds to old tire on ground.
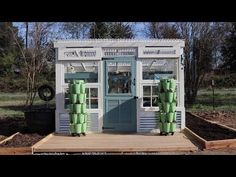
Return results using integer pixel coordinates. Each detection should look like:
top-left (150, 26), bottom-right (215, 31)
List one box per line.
top-left (38, 85), bottom-right (55, 101)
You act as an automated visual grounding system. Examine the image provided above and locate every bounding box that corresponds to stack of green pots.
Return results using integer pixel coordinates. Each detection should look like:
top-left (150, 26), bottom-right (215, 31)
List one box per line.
top-left (158, 78), bottom-right (177, 135)
top-left (69, 80), bottom-right (88, 136)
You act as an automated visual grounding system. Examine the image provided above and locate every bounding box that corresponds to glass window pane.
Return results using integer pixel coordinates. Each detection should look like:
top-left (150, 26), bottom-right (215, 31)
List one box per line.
top-left (142, 59), bottom-right (177, 80)
top-left (90, 88), bottom-right (98, 98)
top-left (152, 86), bottom-right (158, 96)
top-left (143, 97), bottom-right (151, 107)
top-left (143, 86), bottom-right (151, 96)
top-left (64, 62), bottom-right (98, 83)
top-left (152, 97), bottom-right (158, 107)
top-left (91, 99), bottom-right (98, 108)
top-left (107, 62), bottom-right (132, 94)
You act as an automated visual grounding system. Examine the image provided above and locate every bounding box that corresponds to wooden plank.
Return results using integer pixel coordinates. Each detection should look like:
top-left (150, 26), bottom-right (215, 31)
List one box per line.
top-left (0, 147), bottom-right (32, 155)
top-left (182, 128), bottom-right (207, 149)
top-left (0, 132), bottom-right (20, 145)
top-left (205, 139), bottom-right (236, 150)
top-left (33, 133), bottom-right (197, 153)
top-left (32, 133), bottom-right (54, 153)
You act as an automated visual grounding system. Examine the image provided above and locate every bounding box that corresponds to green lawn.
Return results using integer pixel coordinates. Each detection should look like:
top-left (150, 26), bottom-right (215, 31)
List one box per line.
top-left (0, 92), bottom-right (55, 119)
top-left (186, 88), bottom-right (236, 112)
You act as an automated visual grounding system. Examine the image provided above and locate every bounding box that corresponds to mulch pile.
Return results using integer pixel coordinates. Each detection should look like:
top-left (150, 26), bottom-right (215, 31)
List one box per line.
top-left (0, 133), bottom-right (44, 147)
top-left (186, 112), bottom-right (236, 141)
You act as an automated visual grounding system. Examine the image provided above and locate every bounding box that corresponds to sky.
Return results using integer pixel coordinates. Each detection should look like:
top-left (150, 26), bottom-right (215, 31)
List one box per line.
top-left (13, 22), bottom-right (147, 40)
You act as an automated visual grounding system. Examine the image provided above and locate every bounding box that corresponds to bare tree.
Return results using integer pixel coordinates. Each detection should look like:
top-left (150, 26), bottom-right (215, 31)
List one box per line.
top-left (9, 22), bottom-right (54, 108)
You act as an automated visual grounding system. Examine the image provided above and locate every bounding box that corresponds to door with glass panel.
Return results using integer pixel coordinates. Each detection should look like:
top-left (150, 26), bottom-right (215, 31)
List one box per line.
top-left (103, 57), bottom-right (136, 132)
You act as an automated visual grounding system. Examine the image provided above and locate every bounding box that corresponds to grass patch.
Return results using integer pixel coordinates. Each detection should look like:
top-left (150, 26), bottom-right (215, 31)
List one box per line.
top-left (0, 92), bottom-right (55, 118)
top-left (187, 87), bottom-right (236, 112)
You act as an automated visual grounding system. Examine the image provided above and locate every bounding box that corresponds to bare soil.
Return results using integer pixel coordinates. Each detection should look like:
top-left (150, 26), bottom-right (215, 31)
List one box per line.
top-left (186, 112), bottom-right (236, 141)
top-left (0, 135), bottom-right (7, 142)
top-left (0, 133), bottom-right (44, 147)
top-left (193, 111), bottom-right (236, 129)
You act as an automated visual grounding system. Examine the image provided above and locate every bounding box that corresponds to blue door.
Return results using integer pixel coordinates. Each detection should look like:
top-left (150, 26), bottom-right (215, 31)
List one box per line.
top-left (103, 57), bottom-right (136, 132)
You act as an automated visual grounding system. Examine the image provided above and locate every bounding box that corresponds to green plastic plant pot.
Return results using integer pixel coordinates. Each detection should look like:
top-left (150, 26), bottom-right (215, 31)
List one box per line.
top-left (74, 104), bottom-right (81, 113)
top-left (163, 81), bottom-right (170, 92)
top-left (69, 104), bottom-right (74, 113)
top-left (170, 122), bottom-right (176, 132)
top-left (167, 112), bottom-right (174, 122)
top-left (69, 124), bottom-right (75, 134)
top-left (173, 92), bottom-right (177, 102)
top-left (173, 111), bottom-right (176, 122)
top-left (160, 93), bottom-right (166, 103)
top-left (163, 122), bottom-right (170, 133)
top-left (80, 84), bottom-right (86, 93)
top-left (159, 112), bottom-right (166, 123)
top-left (78, 93), bottom-right (86, 104)
top-left (71, 80), bottom-right (76, 84)
top-left (76, 80), bottom-right (84, 84)
top-left (170, 102), bottom-right (176, 112)
top-left (70, 94), bottom-right (77, 104)
top-left (81, 104), bottom-right (87, 113)
top-left (75, 123), bottom-right (82, 134)
top-left (82, 123), bottom-right (87, 133)
top-left (70, 114), bottom-right (78, 124)
top-left (159, 122), bottom-right (164, 133)
top-left (78, 114), bottom-right (85, 124)
top-left (72, 84), bottom-right (80, 94)
top-left (170, 79), bottom-right (176, 92)
top-left (69, 84), bottom-right (73, 94)
top-left (164, 102), bottom-right (170, 113)
top-left (166, 92), bottom-right (174, 103)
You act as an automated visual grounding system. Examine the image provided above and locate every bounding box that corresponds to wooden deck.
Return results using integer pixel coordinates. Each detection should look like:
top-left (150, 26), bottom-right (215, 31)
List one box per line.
top-left (32, 132), bottom-right (197, 154)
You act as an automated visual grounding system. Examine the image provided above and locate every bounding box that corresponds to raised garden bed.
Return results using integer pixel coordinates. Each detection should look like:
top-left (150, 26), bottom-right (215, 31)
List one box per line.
top-left (185, 112), bottom-right (236, 150)
top-left (0, 132), bottom-right (45, 155)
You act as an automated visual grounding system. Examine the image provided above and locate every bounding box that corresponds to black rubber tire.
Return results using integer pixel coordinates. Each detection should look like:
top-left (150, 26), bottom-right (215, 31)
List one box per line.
top-left (38, 84), bottom-right (55, 101)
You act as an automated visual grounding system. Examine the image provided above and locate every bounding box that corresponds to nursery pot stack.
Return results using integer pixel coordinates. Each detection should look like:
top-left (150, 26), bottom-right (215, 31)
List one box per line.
top-left (69, 80), bottom-right (88, 136)
top-left (158, 79), bottom-right (177, 135)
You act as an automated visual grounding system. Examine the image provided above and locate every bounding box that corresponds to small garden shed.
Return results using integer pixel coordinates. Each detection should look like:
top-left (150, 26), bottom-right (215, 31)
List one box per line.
top-left (54, 39), bottom-right (185, 134)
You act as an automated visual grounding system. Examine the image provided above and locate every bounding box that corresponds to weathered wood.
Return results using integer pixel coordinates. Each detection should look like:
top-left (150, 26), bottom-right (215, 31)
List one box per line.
top-left (0, 147), bottom-right (32, 155)
top-left (0, 132), bottom-right (20, 145)
top-left (187, 112), bottom-right (236, 150)
top-left (33, 133), bottom-right (197, 153)
top-left (32, 133), bottom-right (54, 153)
top-left (182, 128), bottom-right (207, 149)
top-left (205, 139), bottom-right (236, 150)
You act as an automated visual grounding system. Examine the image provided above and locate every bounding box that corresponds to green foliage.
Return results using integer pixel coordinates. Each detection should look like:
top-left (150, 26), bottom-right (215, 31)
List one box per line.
top-left (221, 22), bottom-right (236, 72)
top-left (0, 22), bottom-right (23, 76)
top-left (89, 22), bottom-right (134, 39)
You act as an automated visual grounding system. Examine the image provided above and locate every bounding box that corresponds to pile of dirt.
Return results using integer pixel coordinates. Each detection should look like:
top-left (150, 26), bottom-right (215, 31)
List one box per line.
top-left (0, 133), bottom-right (44, 147)
top-left (0, 135), bottom-right (6, 142)
top-left (186, 112), bottom-right (236, 141)
top-left (193, 111), bottom-right (236, 129)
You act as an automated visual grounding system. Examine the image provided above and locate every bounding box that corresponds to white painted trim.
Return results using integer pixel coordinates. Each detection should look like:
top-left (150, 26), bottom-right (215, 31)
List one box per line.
top-left (54, 39), bottom-right (185, 48)
top-left (138, 47), bottom-right (180, 58)
top-left (58, 48), bottom-right (102, 61)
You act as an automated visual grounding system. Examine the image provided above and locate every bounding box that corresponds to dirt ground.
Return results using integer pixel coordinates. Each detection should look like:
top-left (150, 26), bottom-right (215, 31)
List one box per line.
top-left (186, 112), bottom-right (236, 141)
top-left (0, 133), bottom-right (44, 147)
top-left (0, 117), bottom-right (44, 147)
top-left (193, 111), bottom-right (236, 129)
